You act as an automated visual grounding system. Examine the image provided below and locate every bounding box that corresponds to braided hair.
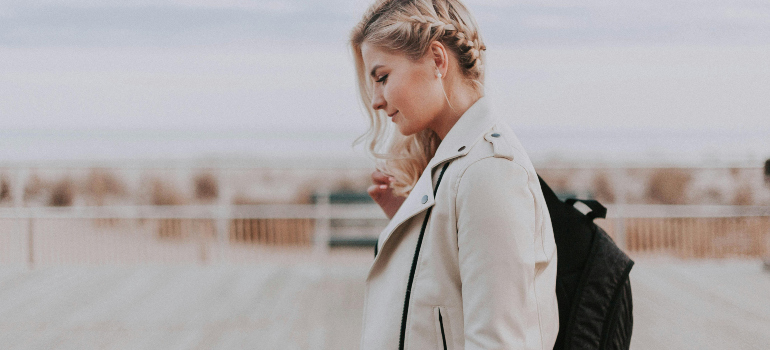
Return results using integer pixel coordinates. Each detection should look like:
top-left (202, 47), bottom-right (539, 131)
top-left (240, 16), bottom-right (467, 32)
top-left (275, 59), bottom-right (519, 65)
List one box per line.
top-left (351, 0), bottom-right (486, 196)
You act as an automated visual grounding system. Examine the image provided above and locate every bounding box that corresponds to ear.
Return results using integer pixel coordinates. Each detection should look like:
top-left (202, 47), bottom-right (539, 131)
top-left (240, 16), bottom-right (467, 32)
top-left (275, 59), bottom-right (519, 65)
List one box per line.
top-left (428, 41), bottom-right (449, 77)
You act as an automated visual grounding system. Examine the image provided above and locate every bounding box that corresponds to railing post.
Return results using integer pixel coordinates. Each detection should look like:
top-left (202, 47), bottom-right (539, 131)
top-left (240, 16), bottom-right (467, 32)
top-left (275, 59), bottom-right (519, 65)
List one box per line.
top-left (614, 205), bottom-right (626, 250)
top-left (27, 218), bottom-right (34, 268)
top-left (215, 168), bottom-right (232, 264)
top-left (764, 216), bottom-right (770, 271)
top-left (613, 167), bottom-right (627, 250)
top-left (13, 168), bottom-right (31, 268)
top-left (127, 167), bottom-right (142, 229)
top-left (314, 189), bottom-right (331, 257)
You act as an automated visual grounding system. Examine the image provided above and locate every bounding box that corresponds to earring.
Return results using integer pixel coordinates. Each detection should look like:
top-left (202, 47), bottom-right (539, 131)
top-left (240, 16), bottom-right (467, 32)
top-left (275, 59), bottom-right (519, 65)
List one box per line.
top-left (436, 70), bottom-right (442, 78)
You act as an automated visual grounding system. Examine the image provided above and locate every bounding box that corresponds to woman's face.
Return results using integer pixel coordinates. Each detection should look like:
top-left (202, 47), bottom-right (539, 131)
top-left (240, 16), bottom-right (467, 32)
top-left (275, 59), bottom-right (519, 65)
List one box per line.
top-left (360, 43), bottom-right (444, 136)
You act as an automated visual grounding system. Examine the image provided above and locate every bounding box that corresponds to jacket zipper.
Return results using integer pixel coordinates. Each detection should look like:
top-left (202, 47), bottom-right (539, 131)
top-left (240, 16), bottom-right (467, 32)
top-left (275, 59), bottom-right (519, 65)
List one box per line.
top-left (398, 162), bottom-right (450, 350)
top-left (439, 309), bottom-right (448, 350)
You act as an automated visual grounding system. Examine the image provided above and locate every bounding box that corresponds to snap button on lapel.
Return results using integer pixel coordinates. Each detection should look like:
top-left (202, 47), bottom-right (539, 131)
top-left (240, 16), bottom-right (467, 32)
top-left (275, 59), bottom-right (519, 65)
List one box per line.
top-left (484, 131), bottom-right (514, 160)
top-left (457, 146), bottom-right (465, 152)
top-left (421, 195), bottom-right (428, 204)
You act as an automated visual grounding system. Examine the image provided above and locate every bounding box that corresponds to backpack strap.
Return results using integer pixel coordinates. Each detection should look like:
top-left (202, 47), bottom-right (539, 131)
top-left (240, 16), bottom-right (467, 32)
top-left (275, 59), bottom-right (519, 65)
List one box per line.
top-left (565, 198), bottom-right (607, 221)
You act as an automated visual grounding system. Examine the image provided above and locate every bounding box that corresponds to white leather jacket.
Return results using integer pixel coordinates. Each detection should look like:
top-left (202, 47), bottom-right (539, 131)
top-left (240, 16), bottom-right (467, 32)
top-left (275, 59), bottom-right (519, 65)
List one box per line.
top-left (360, 97), bottom-right (559, 350)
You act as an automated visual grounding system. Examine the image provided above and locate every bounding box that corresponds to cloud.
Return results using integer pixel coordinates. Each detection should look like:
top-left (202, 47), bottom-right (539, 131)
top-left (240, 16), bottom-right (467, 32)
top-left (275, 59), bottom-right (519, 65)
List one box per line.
top-left (0, 0), bottom-right (768, 47)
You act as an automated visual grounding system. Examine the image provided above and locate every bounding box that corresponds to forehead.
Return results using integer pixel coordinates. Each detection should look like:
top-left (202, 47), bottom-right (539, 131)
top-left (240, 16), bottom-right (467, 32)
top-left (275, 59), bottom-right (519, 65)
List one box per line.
top-left (360, 43), bottom-right (389, 68)
top-left (360, 42), bottom-right (413, 72)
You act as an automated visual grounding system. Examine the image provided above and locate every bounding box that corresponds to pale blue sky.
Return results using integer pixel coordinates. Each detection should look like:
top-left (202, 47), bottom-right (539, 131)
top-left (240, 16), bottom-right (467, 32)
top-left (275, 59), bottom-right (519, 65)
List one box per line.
top-left (0, 0), bottom-right (768, 163)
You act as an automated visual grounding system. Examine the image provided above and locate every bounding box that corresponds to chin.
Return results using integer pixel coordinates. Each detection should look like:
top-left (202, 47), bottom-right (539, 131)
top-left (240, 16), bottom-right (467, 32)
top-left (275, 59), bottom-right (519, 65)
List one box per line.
top-left (396, 125), bottom-right (418, 136)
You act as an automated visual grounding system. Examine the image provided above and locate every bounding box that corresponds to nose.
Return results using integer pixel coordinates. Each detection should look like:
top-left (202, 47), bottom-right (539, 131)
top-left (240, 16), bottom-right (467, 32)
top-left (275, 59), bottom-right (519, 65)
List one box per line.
top-left (370, 89), bottom-right (386, 111)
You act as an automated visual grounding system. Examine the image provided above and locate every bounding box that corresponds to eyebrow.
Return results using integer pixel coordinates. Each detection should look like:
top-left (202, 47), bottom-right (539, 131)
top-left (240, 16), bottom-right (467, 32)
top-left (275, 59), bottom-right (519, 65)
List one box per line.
top-left (369, 64), bottom-right (384, 78)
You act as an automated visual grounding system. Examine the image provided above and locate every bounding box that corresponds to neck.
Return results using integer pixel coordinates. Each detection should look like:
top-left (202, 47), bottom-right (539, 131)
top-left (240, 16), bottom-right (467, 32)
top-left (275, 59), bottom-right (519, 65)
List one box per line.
top-left (432, 84), bottom-right (482, 140)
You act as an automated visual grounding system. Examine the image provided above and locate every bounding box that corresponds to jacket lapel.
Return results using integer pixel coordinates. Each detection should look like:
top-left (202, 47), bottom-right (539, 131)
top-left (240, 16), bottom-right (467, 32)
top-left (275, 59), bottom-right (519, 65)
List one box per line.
top-left (374, 164), bottom-right (436, 258)
top-left (368, 97), bottom-right (499, 277)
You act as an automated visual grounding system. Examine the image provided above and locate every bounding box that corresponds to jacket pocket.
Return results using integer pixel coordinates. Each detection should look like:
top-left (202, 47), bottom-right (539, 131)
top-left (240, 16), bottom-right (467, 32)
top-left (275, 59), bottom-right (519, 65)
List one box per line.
top-left (433, 306), bottom-right (449, 350)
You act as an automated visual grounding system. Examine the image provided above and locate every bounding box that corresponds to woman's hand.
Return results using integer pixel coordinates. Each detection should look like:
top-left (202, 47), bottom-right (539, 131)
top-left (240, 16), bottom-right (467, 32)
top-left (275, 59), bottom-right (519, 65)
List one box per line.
top-left (367, 170), bottom-right (405, 219)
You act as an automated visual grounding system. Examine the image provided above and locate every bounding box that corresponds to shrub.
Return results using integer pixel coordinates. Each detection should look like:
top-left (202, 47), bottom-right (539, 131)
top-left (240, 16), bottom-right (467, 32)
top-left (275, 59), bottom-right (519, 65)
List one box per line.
top-left (591, 172), bottom-right (616, 203)
top-left (193, 172), bottom-right (218, 201)
top-left (765, 159), bottom-right (770, 185)
top-left (50, 178), bottom-right (75, 207)
top-left (86, 169), bottom-right (126, 205)
top-left (702, 187), bottom-right (724, 204)
top-left (150, 178), bottom-right (185, 205)
top-left (24, 174), bottom-right (45, 203)
top-left (646, 168), bottom-right (691, 205)
top-left (732, 184), bottom-right (754, 205)
top-left (0, 175), bottom-right (10, 202)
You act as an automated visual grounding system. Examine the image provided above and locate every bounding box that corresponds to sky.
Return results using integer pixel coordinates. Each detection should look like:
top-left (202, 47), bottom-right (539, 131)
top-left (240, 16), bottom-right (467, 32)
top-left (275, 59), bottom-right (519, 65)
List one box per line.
top-left (0, 0), bottom-right (768, 164)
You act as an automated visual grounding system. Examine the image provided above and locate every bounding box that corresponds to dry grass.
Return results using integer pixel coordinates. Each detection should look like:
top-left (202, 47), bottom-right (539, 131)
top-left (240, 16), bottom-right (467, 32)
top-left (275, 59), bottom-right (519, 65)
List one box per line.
top-left (49, 178), bottom-right (75, 207)
top-left (149, 178), bottom-right (186, 206)
top-left (292, 182), bottom-right (316, 204)
top-left (702, 187), bottom-right (724, 204)
top-left (591, 171), bottom-right (616, 203)
top-left (765, 159), bottom-right (770, 186)
top-left (145, 177), bottom-right (189, 240)
top-left (193, 172), bottom-right (218, 202)
top-left (85, 169), bottom-right (126, 205)
top-left (0, 175), bottom-right (10, 203)
top-left (646, 168), bottom-right (691, 205)
top-left (732, 184), bottom-right (754, 205)
top-left (24, 173), bottom-right (45, 204)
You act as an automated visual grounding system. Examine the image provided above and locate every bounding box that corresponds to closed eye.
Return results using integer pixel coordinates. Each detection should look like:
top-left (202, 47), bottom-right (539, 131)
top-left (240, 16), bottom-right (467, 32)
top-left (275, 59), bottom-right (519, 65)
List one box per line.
top-left (375, 74), bottom-right (388, 84)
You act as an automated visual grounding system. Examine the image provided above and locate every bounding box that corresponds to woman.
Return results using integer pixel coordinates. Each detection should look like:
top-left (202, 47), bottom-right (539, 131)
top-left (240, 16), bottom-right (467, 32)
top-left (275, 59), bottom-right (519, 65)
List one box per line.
top-left (350, 0), bottom-right (559, 349)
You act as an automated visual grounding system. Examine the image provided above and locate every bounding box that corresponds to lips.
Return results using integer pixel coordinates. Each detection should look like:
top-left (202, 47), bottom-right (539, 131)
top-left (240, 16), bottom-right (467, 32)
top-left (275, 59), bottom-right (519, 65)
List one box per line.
top-left (388, 111), bottom-right (398, 118)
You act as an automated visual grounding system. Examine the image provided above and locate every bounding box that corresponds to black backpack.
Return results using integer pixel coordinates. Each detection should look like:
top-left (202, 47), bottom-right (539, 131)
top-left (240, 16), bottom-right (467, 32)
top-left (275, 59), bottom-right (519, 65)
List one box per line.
top-left (538, 176), bottom-right (635, 350)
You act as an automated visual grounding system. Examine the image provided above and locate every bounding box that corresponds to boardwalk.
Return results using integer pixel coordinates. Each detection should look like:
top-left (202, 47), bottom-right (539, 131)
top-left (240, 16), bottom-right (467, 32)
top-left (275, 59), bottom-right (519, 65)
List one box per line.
top-left (0, 253), bottom-right (769, 349)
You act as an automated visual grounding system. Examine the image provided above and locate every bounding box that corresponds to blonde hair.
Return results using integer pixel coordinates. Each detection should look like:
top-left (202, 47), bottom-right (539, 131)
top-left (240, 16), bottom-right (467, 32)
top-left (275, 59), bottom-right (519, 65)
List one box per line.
top-left (351, 0), bottom-right (486, 196)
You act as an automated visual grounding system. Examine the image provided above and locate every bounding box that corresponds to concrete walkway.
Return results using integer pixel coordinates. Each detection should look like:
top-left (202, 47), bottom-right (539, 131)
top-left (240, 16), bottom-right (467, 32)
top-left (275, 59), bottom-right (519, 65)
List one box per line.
top-left (630, 257), bottom-right (770, 349)
top-left (0, 254), bottom-right (768, 349)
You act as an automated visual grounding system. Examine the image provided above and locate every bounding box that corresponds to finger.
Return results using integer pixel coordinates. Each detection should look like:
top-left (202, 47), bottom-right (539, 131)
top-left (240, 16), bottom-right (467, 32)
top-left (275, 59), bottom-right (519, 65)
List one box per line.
top-left (371, 170), bottom-right (390, 185)
top-left (367, 183), bottom-right (389, 198)
top-left (367, 184), bottom-right (385, 197)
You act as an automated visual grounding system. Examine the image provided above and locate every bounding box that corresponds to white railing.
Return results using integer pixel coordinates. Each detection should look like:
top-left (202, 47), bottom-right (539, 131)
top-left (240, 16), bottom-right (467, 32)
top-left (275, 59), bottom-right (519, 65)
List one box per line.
top-left (0, 202), bottom-right (768, 267)
top-left (0, 204), bottom-right (384, 220)
top-left (607, 204), bottom-right (770, 218)
top-left (602, 205), bottom-right (770, 259)
top-left (0, 200), bottom-right (388, 267)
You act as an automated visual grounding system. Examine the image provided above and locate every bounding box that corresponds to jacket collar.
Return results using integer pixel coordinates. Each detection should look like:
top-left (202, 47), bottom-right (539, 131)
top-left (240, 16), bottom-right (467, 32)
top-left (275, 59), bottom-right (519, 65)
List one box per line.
top-left (369, 97), bottom-right (497, 278)
top-left (427, 96), bottom-right (496, 169)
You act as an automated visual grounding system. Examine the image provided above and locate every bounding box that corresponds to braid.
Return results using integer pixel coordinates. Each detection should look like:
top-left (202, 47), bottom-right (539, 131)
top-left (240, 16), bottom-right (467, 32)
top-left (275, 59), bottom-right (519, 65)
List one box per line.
top-left (443, 27), bottom-right (485, 73)
top-left (406, 11), bottom-right (485, 80)
top-left (408, 14), bottom-right (455, 31)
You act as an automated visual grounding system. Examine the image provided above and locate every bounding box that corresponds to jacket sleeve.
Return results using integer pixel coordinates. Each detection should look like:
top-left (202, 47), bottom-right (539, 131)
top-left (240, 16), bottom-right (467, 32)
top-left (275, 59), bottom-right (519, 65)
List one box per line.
top-left (455, 157), bottom-right (544, 350)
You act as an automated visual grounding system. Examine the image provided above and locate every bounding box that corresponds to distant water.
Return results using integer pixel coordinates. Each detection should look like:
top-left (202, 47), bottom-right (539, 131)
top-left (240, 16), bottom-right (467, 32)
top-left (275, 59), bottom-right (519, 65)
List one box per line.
top-left (0, 127), bottom-right (767, 168)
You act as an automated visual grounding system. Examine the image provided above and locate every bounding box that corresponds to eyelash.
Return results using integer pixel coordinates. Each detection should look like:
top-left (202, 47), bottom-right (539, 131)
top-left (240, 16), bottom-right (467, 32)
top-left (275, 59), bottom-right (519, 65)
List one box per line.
top-left (375, 74), bottom-right (388, 84)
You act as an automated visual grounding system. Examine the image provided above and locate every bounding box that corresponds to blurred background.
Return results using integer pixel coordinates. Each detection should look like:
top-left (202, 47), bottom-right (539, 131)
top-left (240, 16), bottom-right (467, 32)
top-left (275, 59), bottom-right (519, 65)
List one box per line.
top-left (0, 0), bottom-right (769, 349)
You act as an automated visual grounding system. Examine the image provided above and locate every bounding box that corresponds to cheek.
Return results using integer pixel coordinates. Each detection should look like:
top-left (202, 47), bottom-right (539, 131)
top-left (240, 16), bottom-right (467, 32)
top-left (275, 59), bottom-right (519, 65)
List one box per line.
top-left (394, 73), bottom-right (435, 114)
